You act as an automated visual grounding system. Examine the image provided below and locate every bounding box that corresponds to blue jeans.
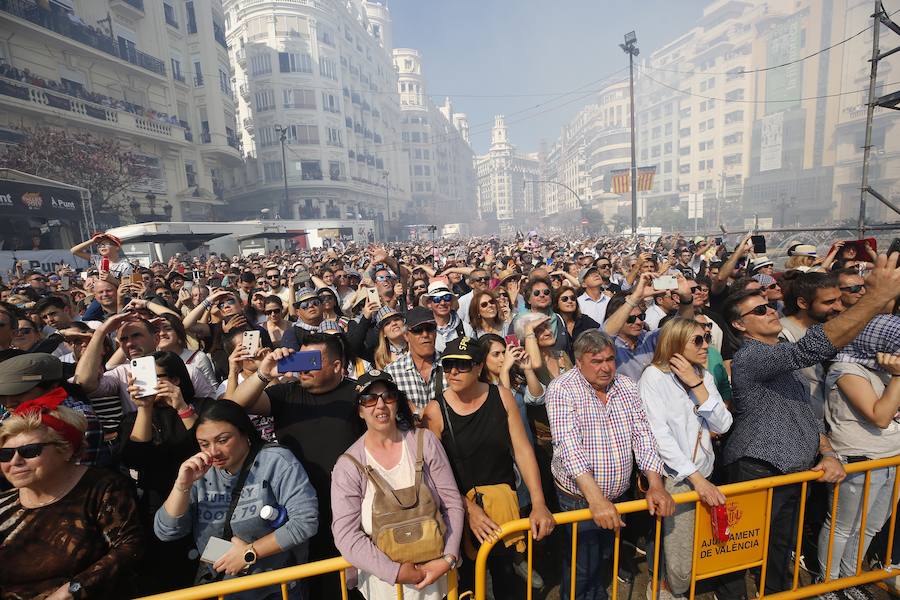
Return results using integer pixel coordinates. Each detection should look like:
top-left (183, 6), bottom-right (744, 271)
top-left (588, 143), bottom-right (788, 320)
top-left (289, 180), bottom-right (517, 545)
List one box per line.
top-left (817, 466), bottom-right (897, 580)
top-left (557, 488), bottom-right (616, 600)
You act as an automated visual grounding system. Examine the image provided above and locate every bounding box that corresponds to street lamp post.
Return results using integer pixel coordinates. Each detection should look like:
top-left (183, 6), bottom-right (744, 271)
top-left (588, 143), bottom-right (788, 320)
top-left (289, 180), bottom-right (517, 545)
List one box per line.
top-left (620, 31), bottom-right (640, 235)
top-left (274, 124), bottom-right (288, 219)
top-left (382, 170), bottom-right (391, 242)
top-left (526, 179), bottom-right (588, 233)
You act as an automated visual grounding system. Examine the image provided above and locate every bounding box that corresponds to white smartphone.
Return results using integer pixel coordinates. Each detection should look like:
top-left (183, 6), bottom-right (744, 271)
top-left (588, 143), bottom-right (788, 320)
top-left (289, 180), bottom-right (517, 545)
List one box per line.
top-left (366, 286), bottom-right (381, 308)
top-left (130, 356), bottom-right (158, 398)
top-left (241, 330), bottom-right (261, 356)
top-left (200, 536), bottom-right (234, 564)
top-left (652, 275), bottom-right (679, 291)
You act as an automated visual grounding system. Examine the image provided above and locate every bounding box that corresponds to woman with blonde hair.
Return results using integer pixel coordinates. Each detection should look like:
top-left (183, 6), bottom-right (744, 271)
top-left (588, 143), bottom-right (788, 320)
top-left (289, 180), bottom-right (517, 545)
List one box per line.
top-left (638, 317), bottom-right (732, 599)
top-left (373, 306), bottom-right (408, 370)
top-left (0, 397), bottom-right (143, 598)
top-left (464, 288), bottom-right (510, 338)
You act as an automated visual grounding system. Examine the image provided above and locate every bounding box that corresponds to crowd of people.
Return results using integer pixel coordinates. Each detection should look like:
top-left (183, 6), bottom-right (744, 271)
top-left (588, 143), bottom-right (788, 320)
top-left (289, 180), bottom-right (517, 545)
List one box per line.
top-left (0, 228), bottom-right (897, 600)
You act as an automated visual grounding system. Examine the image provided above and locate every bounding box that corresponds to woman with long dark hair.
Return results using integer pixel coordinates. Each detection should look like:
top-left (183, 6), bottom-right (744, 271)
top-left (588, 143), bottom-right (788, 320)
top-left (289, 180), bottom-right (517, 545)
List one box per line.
top-left (155, 400), bottom-right (318, 596)
top-left (155, 313), bottom-right (218, 391)
top-left (464, 289), bottom-right (510, 338)
top-left (553, 287), bottom-right (600, 361)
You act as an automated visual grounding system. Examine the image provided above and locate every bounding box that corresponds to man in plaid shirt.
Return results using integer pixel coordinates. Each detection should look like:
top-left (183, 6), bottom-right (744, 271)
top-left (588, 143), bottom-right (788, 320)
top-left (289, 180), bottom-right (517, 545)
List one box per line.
top-left (385, 306), bottom-right (444, 414)
top-left (546, 329), bottom-right (673, 600)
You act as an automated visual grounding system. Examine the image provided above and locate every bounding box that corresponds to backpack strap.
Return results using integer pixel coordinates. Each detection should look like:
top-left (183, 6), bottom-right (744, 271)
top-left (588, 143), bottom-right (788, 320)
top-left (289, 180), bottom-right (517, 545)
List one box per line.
top-left (340, 449), bottom-right (421, 509)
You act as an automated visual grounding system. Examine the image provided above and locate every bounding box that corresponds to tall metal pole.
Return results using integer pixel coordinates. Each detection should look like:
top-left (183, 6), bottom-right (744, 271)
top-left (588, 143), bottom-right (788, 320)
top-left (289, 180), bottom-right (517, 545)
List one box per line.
top-left (621, 32), bottom-right (639, 235)
top-left (275, 125), bottom-right (288, 220)
top-left (858, 1), bottom-right (881, 238)
top-left (382, 171), bottom-right (391, 242)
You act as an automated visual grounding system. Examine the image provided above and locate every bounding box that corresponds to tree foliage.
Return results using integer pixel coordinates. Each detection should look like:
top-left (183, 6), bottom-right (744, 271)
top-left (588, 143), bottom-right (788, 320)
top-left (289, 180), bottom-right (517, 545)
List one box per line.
top-left (0, 127), bottom-right (148, 214)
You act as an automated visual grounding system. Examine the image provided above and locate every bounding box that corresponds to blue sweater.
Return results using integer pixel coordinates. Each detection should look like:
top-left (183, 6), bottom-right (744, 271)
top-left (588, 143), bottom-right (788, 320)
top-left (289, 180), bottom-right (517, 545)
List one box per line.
top-left (154, 445), bottom-right (318, 599)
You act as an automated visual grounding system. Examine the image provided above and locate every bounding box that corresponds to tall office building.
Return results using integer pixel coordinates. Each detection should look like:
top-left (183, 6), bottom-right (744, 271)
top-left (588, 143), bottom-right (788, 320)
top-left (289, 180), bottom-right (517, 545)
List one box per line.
top-left (222, 0), bottom-right (410, 235)
top-left (475, 115), bottom-right (542, 234)
top-left (0, 0), bottom-right (240, 232)
top-left (393, 48), bottom-right (476, 226)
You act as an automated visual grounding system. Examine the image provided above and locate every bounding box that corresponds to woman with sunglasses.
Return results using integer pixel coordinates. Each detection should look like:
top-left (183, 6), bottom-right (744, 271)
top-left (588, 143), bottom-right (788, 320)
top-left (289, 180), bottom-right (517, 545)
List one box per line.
top-left (11, 315), bottom-right (43, 352)
top-left (372, 306), bottom-right (409, 370)
top-left (421, 336), bottom-right (554, 595)
top-left (317, 287), bottom-right (343, 322)
top-left (639, 317), bottom-right (732, 599)
top-left (331, 370), bottom-right (464, 600)
top-left (0, 400), bottom-right (143, 599)
top-left (156, 401), bottom-right (318, 596)
top-left (120, 350), bottom-right (214, 593)
top-left (553, 288), bottom-right (600, 361)
top-left (511, 277), bottom-right (568, 354)
top-left (263, 295), bottom-right (290, 345)
top-left (155, 313), bottom-right (218, 392)
top-left (408, 277), bottom-right (430, 309)
top-left (464, 289), bottom-right (510, 338)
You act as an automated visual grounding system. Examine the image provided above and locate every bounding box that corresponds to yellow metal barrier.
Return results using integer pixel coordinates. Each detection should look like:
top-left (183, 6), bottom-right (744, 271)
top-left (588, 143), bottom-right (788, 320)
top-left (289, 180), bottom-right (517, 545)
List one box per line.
top-left (474, 455), bottom-right (900, 600)
top-left (137, 556), bottom-right (459, 600)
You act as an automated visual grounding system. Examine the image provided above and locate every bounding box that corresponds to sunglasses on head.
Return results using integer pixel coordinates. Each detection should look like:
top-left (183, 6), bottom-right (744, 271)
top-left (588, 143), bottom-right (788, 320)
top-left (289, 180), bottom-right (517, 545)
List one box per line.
top-left (691, 332), bottom-right (713, 347)
top-left (443, 359), bottom-right (474, 373)
top-left (741, 304), bottom-right (770, 318)
top-left (626, 312), bottom-right (646, 324)
top-left (0, 442), bottom-right (52, 462)
top-left (532, 288), bottom-right (552, 297)
top-left (479, 299), bottom-right (497, 308)
top-left (358, 391), bottom-right (398, 408)
top-left (294, 298), bottom-right (322, 310)
top-left (840, 284), bottom-right (865, 294)
top-left (431, 294), bottom-right (453, 304)
top-left (409, 323), bottom-right (437, 334)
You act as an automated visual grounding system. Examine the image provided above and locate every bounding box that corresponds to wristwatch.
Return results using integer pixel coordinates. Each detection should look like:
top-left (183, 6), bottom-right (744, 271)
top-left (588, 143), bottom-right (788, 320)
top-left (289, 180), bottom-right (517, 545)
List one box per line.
top-left (442, 554), bottom-right (459, 569)
top-left (243, 544), bottom-right (258, 567)
top-left (68, 581), bottom-right (83, 600)
top-left (821, 450), bottom-right (844, 463)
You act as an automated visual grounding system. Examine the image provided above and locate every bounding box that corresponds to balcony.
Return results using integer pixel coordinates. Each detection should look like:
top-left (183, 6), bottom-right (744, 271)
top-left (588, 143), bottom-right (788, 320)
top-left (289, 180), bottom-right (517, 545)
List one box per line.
top-left (0, 75), bottom-right (190, 144)
top-left (239, 83), bottom-right (250, 100)
top-left (111, 0), bottom-right (144, 18)
top-left (235, 47), bottom-right (246, 67)
top-left (198, 130), bottom-right (243, 165)
top-left (194, 74), bottom-right (204, 87)
top-left (213, 22), bottom-right (227, 49)
top-left (1, 0), bottom-right (165, 77)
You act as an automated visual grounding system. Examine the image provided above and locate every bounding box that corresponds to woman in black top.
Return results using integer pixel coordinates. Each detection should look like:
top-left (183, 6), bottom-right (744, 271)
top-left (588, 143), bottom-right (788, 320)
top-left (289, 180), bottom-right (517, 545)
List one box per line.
top-left (553, 287), bottom-right (600, 361)
top-left (422, 336), bottom-right (554, 594)
top-left (119, 350), bottom-right (212, 594)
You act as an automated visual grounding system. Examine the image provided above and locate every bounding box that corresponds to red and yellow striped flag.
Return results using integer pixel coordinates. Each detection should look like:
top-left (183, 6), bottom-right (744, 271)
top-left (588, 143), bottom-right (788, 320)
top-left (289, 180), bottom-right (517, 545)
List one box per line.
top-left (609, 166), bottom-right (657, 193)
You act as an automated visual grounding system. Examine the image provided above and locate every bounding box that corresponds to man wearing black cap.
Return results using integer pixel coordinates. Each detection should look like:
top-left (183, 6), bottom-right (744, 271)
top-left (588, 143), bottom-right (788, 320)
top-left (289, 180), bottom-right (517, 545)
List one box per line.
top-left (385, 306), bottom-right (443, 415)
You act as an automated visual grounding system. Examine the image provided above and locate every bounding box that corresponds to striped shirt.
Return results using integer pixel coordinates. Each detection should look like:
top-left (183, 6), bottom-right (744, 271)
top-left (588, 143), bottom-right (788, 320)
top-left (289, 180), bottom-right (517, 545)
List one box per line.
top-left (546, 368), bottom-right (664, 500)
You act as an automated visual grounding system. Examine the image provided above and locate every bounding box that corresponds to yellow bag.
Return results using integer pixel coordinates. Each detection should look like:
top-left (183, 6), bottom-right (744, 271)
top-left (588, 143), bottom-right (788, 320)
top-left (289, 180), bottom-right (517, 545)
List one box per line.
top-left (463, 483), bottom-right (526, 560)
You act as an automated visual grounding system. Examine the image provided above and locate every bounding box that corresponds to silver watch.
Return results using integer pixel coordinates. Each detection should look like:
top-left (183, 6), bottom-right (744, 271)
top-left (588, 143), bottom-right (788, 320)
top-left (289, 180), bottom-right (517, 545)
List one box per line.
top-left (442, 554), bottom-right (459, 569)
top-left (821, 450), bottom-right (843, 463)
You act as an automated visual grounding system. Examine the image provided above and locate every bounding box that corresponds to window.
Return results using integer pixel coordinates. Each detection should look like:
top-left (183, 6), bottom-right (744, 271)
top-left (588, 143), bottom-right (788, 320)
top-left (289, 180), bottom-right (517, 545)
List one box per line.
top-left (664, 123), bottom-right (673, 136)
top-left (218, 68), bottom-right (231, 97)
top-left (679, 127), bottom-right (691, 137)
top-left (411, 132), bottom-right (421, 143)
top-left (664, 180), bottom-right (672, 192)
top-left (319, 56), bottom-right (338, 80)
top-left (724, 132), bottom-right (743, 145)
top-left (170, 58), bottom-right (184, 82)
top-left (192, 60), bottom-right (203, 86)
top-left (288, 124), bottom-right (319, 145)
top-left (264, 161), bottom-right (283, 182)
top-left (186, 1), bottom-right (197, 33)
top-left (663, 160), bottom-right (672, 174)
top-left (726, 88), bottom-right (744, 102)
top-left (250, 54), bottom-right (272, 76)
top-left (725, 110), bottom-right (743, 124)
top-left (413, 165), bottom-right (423, 176)
top-left (651, 126), bottom-right (661, 139)
top-left (326, 127), bottom-right (342, 146)
top-left (651, 145), bottom-right (661, 158)
top-left (699, 121), bottom-right (707, 132)
top-left (185, 161), bottom-right (197, 187)
top-left (284, 88), bottom-right (315, 109)
top-left (301, 160), bottom-right (322, 180)
top-left (679, 163), bottom-right (691, 174)
top-left (724, 153), bottom-right (742, 166)
top-left (664, 142), bottom-right (672, 154)
top-left (423, 165), bottom-right (431, 176)
top-left (255, 89), bottom-right (274, 111)
top-left (321, 92), bottom-right (339, 112)
top-left (329, 161), bottom-right (342, 180)
top-left (275, 15), bottom-right (307, 37)
top-left (279, 52), bottom-right (313, 74)
top-left (258, 127), bottom-right (278, 147)
top-left (317, 27), bottom-right (335, 46)
top-left (164, 3), bottom-right (178, 28)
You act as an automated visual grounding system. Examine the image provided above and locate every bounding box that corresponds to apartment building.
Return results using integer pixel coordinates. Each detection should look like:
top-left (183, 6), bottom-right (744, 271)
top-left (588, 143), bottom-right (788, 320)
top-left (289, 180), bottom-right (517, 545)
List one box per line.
top-left (541, 103), bottom-right (596, 219)
top-left (474, 115), bottom-right (542, 234)
top-left (392, 48), bottom-right (476, 226)
top-left (0, 0), bottom-right (240, 230)
top-left (223, 0), bottom-right (410, 236)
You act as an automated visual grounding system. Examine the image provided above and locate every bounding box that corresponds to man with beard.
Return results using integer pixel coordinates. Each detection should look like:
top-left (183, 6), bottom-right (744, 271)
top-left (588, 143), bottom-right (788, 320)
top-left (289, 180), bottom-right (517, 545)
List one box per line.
top-left (231, 333), bottom-right (362, 600)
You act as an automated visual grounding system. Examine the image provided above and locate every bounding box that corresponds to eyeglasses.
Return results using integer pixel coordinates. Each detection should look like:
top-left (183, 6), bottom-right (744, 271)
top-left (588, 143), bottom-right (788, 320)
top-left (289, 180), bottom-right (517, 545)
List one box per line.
top-left (765, 283), bottom-right (780, 290)
top-left (318, 294), bottom-right (335, 302)
top-left (596, 263), bottom-right (611, 269)
top-left (443, 359), bottom-right (474, 373)
top-left (626, 312), bottom-right (646, 324)
top-left (266, 275), bottom-right (280, 280)
top-left (559, 295), bottom-right (576, 302)
top-left (358, 391), bottom-right (398, 408)
top-left (265, 309), bottom-right (282, 315)
top-left (431, 294), bottom-right (453, 304)
top-left (413, 286), bottom-right (427, 292)
top-left (532, 288), bottom-right (552, 297)
top-left (375, 275), bottom-right (394, 282)
top-left (472, 276), bottom-right (490, 283)
top-left (14, 327), bottom-right (34, 335)
top-left (840, 284), bottom-right (865, 294)
top-left (294, 298), bottom-right (322, 310)
top-left (691, 332), bottom-right (713, 347)
top-left (409, 323), bottom-right (437, 335)
top-left (217, 298), bottom-right (238, 308)
top-left (700, 321), bottom-right (714, 330)
top-left (740, 304), bottom-right (770, 318)
top-left (0, 442), bottom-right (52, 462)
top-left (479, 299), bottom-right (497, 308)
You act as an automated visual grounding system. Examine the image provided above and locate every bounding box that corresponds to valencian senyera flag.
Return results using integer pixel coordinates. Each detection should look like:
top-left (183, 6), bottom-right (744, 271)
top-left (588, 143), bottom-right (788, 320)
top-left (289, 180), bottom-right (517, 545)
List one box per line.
top-left (610, 166), bottom-right (657, 194)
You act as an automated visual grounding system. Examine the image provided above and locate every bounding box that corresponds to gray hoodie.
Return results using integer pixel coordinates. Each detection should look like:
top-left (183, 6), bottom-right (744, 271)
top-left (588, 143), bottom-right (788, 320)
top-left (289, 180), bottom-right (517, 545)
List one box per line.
top-left (155, 445), bottom-right (318, 599)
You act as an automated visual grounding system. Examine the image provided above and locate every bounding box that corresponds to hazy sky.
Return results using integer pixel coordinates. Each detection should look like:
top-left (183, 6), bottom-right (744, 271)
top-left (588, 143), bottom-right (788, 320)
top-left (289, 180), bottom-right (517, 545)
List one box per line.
top-left (389, 0), bottom-right (709, 155)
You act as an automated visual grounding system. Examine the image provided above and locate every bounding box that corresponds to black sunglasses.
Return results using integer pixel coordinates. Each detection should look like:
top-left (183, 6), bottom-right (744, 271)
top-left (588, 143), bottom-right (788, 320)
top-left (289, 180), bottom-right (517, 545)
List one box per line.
top-left (741, 304), bottom-right (770, 318)
top-left (479, 299), bottom-right (497, 308)
top-left (265, 309), bottom-right (281, 315)
top-left (358, 391), bottom-right (398, 408)
top-left (409, 323), bottom-right (437, 334)
top-left (443, 359), bottom-right (474, 373)
top-left (532, 288), bottom-right (552, 297)
top-left (691, 332), bottom-right (713, 347)
top-left (294, 298), bottom-right (322, 310)
top-left (217, 298), bottom-right (238, 308)
top-left (471, 276), bottom-right (490, 283)
top-left (0, 442), bottom-right (52, 462)
top-left (626, 312), bottom-right (646, 324)
top-left (840, 284), bottom-right (865, 294)
top-left (559, 295), bottom-right (576, 302)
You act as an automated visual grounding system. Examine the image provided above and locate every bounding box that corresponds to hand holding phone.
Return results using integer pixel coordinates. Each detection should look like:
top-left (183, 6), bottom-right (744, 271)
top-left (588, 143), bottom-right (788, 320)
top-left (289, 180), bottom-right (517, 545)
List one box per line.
top-left (652, 275), bottom-right (679, 291)
top-left (130, 356), bottom-right (158, 398)
top-left (241, 330), bottom-right (261, 357)
top-left (366, 286), bottom-right (381, 308)
top-left (277, 350), bottom-right (322, 373)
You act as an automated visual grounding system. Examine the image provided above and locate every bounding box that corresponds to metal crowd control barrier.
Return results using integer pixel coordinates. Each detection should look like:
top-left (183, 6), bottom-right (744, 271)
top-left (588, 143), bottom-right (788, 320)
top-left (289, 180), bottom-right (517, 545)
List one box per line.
top-left (473, 455), bottom-right (900, 600)
top-left (139, 456), bottom-right (898, 600)
top-left (137, 557), bottom-right (459, 600)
